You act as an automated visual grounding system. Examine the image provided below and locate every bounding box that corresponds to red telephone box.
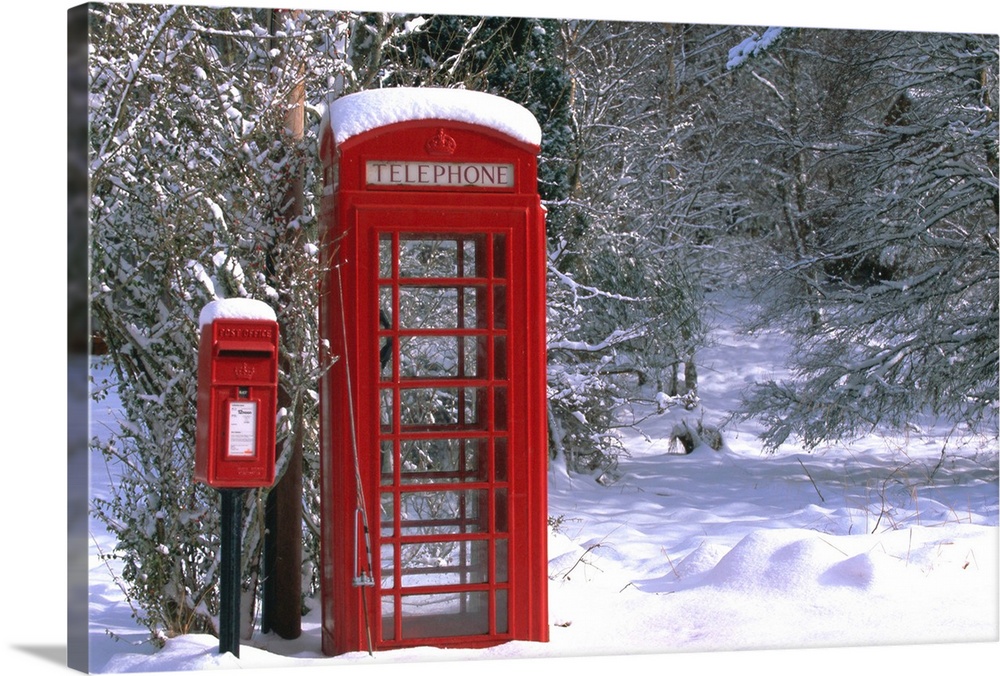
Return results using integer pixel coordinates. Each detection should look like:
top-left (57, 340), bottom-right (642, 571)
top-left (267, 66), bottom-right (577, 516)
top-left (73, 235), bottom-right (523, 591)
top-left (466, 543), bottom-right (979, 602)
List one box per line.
top-left (195, 298), bottom-right (279, 489)
top-left (318, 88), bottom-right (548, 655)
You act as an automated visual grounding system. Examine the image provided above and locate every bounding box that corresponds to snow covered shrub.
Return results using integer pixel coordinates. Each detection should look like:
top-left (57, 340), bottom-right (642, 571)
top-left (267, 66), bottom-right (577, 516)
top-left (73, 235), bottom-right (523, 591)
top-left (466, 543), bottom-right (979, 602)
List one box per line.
top-left (87, 183), bottom-right (264, 642)
top-left (544, 221), bottom-right (708, 479)
top-left (669, 419), bottom-right (724, 454)
top-left (547, 359), bottom-right (628, 481)
top-left (91, 397), bottom-right (221, 643)
top-left (88, 185), bottom-right (227, 639)
top-left (87, 4), bottom-right (332, 641)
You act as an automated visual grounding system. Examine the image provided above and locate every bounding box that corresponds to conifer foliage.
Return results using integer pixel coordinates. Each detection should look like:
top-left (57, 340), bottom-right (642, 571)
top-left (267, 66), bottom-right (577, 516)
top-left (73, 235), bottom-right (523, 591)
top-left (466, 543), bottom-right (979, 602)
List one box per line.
top-left (725, 30), bottom-right (999, 449)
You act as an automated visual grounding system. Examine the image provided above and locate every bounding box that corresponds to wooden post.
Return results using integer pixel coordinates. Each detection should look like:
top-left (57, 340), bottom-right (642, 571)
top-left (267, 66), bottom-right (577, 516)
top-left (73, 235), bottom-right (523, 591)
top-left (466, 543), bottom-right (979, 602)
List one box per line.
top-left (261, 8), bottom-right (306, 640)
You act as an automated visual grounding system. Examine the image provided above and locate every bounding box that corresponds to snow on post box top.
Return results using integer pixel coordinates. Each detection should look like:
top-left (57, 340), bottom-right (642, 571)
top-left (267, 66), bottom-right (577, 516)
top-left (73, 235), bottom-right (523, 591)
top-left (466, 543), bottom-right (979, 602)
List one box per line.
top-left (199, 298), bottom-right (277, 330)
top-left (321, 87), bottom-right (542, 149)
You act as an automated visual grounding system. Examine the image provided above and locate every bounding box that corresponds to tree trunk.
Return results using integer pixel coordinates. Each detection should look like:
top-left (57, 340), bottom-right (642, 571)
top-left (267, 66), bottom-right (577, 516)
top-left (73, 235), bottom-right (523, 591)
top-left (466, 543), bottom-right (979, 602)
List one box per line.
top-left (262, 8), bottom-right (306, 640)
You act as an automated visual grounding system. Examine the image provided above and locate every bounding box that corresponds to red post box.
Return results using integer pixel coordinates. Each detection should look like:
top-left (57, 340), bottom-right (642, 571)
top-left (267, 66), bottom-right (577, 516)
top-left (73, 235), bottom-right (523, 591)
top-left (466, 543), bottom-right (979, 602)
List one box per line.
top-left (318, 88), bottom-right (549, 655)
top-left (195, 298), bottom-right (279, 489)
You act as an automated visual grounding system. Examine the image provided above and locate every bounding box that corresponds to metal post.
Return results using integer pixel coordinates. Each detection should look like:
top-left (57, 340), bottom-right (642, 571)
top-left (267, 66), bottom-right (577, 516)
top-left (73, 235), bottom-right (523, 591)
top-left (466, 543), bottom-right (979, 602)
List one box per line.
top-left (219, 488), bottom-right (244, 657)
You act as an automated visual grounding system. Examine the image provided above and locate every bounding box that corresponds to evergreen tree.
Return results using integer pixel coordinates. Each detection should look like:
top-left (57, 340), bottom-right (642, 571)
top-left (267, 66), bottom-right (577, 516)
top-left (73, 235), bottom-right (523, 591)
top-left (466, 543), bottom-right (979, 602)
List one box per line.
top-left (727, 29), bottom-right (999, 448)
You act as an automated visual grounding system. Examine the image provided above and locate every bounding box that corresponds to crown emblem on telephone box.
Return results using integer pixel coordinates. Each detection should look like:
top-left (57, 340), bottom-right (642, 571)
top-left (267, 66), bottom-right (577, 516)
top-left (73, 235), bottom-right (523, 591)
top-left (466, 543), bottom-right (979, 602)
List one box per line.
top-left (425, 128), bottom-right (457, 155)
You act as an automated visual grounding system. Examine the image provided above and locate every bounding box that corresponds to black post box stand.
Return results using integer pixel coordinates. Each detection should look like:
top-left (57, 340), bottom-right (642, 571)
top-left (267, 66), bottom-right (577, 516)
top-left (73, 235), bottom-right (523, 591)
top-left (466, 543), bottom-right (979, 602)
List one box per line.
top-left (219, 488), bottom-right (245, 657)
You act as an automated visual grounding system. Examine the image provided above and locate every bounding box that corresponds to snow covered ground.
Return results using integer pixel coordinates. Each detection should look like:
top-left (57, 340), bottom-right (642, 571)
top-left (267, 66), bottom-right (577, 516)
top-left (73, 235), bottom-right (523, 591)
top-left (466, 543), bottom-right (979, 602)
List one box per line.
top-left (75, 296), bottom-right (998, 675)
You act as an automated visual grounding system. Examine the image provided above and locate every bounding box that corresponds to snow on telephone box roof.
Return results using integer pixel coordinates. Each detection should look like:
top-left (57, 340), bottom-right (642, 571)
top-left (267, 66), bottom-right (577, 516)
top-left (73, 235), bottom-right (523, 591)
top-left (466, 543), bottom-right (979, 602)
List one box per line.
top-left (322, 87), bottom-right (542, 149)
top-left (199, 298), bottom-right (277, 329)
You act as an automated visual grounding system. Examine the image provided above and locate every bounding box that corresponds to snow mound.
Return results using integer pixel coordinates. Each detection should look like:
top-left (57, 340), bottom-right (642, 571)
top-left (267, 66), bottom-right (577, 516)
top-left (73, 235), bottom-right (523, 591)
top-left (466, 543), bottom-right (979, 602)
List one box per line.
top-left (704, 529), bottom-right (849, 593)
top-left (821, 550), bottom-right (901, 590)
top-left (673, 540), bottom-right (730, 578)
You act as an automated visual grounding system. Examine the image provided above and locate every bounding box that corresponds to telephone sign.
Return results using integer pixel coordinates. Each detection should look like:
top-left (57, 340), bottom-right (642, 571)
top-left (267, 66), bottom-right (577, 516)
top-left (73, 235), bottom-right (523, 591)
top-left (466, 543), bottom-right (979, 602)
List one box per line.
top-left (365, 160), bottom-right (515, 188)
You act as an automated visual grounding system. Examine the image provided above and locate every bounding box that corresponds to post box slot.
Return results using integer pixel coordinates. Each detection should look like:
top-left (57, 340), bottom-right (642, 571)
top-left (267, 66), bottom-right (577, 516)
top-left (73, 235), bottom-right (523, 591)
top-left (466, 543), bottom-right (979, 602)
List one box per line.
top-left (214, 342), bottom-right (277, 357)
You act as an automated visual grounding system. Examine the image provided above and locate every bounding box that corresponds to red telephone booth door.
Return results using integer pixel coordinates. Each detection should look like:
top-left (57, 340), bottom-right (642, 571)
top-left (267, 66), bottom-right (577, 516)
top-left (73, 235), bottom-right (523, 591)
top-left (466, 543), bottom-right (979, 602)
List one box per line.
top-left (348, 202), bottom-right (546, 650)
